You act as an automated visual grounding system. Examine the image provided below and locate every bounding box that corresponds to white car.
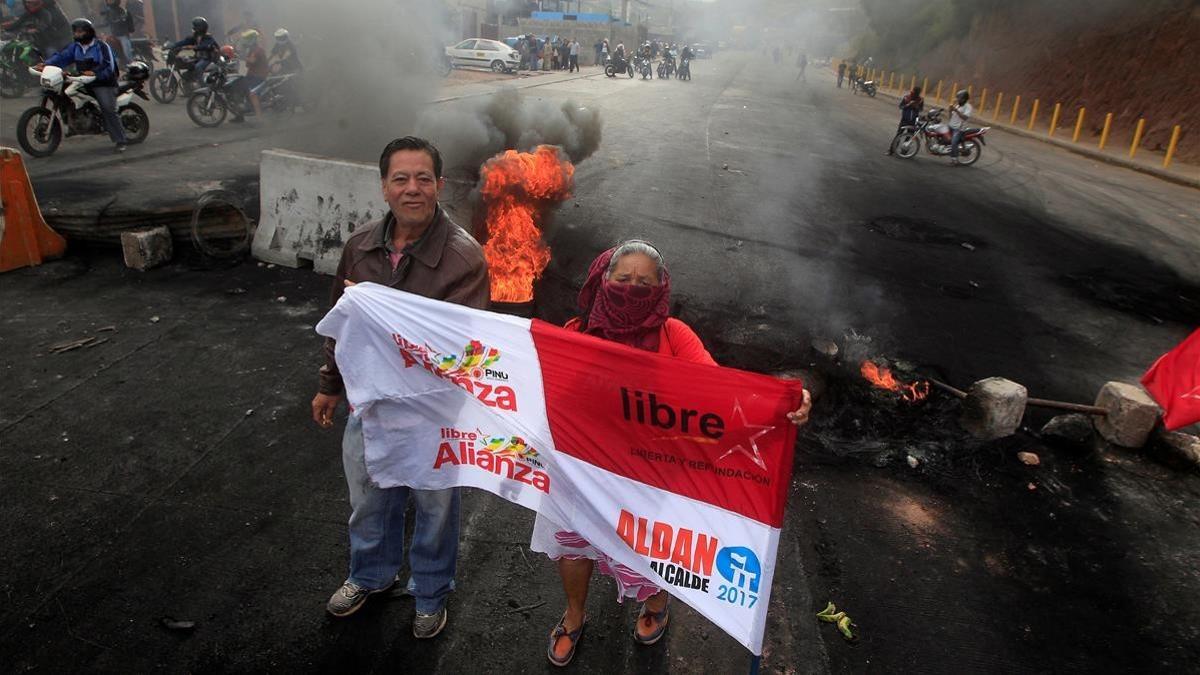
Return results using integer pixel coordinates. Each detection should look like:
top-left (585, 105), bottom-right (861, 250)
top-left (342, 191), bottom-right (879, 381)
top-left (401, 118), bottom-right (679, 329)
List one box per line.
top-left (445, 39), bottom-right (520, 73)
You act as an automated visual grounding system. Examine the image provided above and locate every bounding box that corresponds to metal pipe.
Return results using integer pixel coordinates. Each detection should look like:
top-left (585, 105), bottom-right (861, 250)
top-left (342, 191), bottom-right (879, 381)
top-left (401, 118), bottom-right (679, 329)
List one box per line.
top-left (930, 379), bottom-right (1107, 415)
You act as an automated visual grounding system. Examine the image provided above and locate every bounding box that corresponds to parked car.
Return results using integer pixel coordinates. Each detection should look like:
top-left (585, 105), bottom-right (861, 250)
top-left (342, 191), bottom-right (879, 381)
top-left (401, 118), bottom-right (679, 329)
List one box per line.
top-left (445, 38), bottom-right (520, 73)
top-left (692, 42), bottom-right (714, 59)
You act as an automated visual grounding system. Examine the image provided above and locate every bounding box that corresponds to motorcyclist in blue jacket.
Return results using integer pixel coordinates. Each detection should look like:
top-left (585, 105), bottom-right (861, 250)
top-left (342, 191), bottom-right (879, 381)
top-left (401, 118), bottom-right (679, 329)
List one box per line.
top-left (37, 17), bottom-right (128, 151)
top-left (170, 16), bottom-right (219, 76)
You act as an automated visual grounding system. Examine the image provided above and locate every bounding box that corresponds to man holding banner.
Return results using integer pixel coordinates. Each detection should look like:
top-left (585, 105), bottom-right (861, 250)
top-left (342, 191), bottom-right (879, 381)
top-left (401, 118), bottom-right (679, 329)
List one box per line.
top-left (316, 237), bottom-right (812, 661)
top-left (312, 137), bottom-right (489, 638)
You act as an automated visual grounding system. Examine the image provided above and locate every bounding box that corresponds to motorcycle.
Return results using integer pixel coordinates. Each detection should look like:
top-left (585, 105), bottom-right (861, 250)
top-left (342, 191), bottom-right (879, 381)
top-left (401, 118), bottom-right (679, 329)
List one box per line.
top-left (657, 54), bottom-right (675, 79)
top-left (185, 59), bottom-right (301, 127)
top-left (149, 41), bottom-right (200, 103)
top-left (604, 54), bottom-right (634, 78)
top-left (16, 63), bottom-right (150, 157)
top-left (635, 54), bottom-right (652, 79)
top-left (677, 56), bottom-right (691, 81)
top-left (0, 32), bottom-right (42, 98)
top-left (891, 107), bottom-right (989, 166)
top-left (859, 78), bottom-right (877, 97)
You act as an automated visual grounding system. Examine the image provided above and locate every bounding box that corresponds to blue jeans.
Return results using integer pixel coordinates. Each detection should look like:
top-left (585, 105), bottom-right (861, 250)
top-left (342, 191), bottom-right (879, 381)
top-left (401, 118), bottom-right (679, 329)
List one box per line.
top-left (92, 85), bottom-right (128, 145)
top-left (950, 128), bottom-right (965, 159)
top-left (342, 415), bottom-right (460, 613)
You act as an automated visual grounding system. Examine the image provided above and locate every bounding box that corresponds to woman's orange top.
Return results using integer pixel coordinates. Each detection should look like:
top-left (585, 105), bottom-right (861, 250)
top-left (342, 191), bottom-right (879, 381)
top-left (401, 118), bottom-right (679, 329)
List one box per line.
top-left (564, 317), bottom-right (716, 366)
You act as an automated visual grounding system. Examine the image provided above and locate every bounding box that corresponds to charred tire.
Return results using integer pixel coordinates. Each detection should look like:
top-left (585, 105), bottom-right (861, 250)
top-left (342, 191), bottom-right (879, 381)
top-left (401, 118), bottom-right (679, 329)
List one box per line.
top-left (490, 60), bottom-right (506, 73)
top-left (190, 189), bottom-right (253, 259)
top-left (16, 107), bottom-right (61, 157)
top-left (150, 69), bottom-right (177, 103)
top-left (0, 68), bottom-right (27, 98)
top-left (893, 132), bottom-right (920, 159)
top-left (957, 140), bottom-right (981, 166)
top-left (186, 91), bottom-right (227, 127)
top-left (119, 103), bottom-right (150, 144)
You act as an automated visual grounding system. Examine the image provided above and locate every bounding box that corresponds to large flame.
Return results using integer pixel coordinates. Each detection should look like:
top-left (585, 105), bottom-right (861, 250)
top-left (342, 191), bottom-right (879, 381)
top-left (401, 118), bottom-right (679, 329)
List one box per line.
top-left (860, 361), bottom-right (930, 403)
top-left (479, 145), bottom-right (575, 303)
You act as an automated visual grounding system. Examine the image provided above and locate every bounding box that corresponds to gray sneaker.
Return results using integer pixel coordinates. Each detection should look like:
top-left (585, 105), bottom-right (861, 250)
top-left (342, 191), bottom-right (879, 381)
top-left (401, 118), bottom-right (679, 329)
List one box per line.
top-left (413, 607), bottom-right (448, 639)
top-left (326, 580), bottom-right (390, 617)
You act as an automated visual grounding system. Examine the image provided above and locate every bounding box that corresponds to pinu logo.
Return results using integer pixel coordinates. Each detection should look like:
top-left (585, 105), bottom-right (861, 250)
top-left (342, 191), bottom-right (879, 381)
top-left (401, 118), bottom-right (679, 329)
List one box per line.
top-left (393, 335), bottom-right (518, 411)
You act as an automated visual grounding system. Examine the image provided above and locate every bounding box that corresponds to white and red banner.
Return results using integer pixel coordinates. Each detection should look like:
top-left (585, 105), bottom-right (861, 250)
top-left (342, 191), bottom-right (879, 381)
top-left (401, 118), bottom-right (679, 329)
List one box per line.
top-left (316, 283), bottom-right (803, 654)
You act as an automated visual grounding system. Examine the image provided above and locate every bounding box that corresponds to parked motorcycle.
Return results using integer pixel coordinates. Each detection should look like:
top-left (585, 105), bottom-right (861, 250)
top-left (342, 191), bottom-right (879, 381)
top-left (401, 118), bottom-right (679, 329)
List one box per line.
top-left (635, 55), bottom-right (652, 79)
top-left (859, 78), bottom-right (877, 97)
top-left (149, 41), bottom-right (199, 103)
top-left (677, 56), bottom-right (691, 81)
top-left (16, 63), bottom-right (151, 157)
top-left (0, 32), bottom-right (41, 98)
top-left (604, 54), bottom-right (634, 78)
top-left (891, 107), bottom-right (989, 165)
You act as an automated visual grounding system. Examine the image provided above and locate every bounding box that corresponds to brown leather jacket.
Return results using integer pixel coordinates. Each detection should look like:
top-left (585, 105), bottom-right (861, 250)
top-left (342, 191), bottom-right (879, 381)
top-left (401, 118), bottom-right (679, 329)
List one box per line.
top-left (319, 207), bottom-right (490, 395)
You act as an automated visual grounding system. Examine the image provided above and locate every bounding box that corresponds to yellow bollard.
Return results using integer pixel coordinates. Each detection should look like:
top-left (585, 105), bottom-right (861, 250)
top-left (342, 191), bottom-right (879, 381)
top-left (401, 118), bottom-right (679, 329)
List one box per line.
top-left (1010, 94), bottom-right (1021, 124)
top-left (1163, 125), bottom-right (1182, 168)
top-left (922, 76), bottom-right (928, 95)
top-left (980, 87), bottom-right (988, 114)
top-left (1099, 112), bottom-right (1113, 149)
top-left (888, 72), bottom-right (895, 90)
top-left (1129, 118), bottom-right (1146, 158)
top-left (1072, 108), bottom-right (1086, 142)
top-left (950, 82), bottom-right (958, 100)
top-left (1027, 99), bottom-right (1040, 130)
top-left (993, 92), bottom-right (1004, 120)
top-left (935, 80), bottom-right (943, 102)
top-left (967, 84), bottom-right (973, 97)
top-left (1048, 102), bottom-right (1062, 136)
top-left (910, 74), bottom-right (916, 91)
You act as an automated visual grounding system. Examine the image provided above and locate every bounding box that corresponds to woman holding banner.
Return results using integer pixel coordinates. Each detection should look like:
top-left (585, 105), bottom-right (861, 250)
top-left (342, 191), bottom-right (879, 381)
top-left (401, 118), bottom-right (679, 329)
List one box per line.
top-left (534, 240), bottom-right (812, 666)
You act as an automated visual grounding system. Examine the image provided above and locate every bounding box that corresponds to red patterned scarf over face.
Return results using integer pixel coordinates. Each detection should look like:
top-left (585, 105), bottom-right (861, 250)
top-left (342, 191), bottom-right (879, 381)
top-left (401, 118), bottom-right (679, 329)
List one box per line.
top-left (577, 246), bottom-right (671, 352)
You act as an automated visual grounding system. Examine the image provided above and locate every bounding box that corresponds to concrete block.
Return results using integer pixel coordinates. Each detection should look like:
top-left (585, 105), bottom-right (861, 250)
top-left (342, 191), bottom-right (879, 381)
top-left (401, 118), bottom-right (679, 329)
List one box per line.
top-left (120, 226), bottom-right (172, 271)
top-left (1093, 381), bottom-right (1161, 448)
top-left (960, 377), bottom-right (1028, 440)
top-left (251, 149), bottom-right (387, 275)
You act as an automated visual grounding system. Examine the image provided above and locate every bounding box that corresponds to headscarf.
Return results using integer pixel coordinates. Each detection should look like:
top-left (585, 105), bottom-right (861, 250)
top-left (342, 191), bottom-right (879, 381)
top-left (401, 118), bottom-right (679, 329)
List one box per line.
top-left (577, 243), bottom-right (671, 352)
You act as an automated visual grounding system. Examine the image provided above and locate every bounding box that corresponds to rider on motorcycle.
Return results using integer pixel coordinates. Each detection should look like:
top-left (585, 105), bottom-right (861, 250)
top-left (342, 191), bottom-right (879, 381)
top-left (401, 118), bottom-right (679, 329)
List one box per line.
top-left (887, 85), bottom-right (924, 156)
top-left (237, 29), bottom-right (266, 118)
top-left (170, 16), bottom-right (218, 78)
top-left (268, 28), bottom-right (301, 75)
top-left (3, 0), bottom-right (71, 56)
top-left (36, 17), bottom-right (127, 151)
top-left (948, 89), bottom-right (973, 166)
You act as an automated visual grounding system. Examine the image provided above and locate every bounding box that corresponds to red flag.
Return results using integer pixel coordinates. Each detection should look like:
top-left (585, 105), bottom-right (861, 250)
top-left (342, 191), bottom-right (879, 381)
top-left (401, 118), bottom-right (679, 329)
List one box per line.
top-left (1141, 328), bottom-right (1200, 430)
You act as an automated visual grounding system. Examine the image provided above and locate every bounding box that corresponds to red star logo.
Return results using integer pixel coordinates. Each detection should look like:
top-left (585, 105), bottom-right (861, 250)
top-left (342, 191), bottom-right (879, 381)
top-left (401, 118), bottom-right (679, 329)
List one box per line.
top-left (716, 398), bottom-right (773, 471)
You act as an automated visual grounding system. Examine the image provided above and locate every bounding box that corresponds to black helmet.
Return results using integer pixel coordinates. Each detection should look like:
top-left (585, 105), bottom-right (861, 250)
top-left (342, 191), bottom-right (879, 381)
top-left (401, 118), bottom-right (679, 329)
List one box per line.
top-left (956, 89), bottom-right (970, 104)
top-left (70, 18), bottom-right (95, 42)
top-left (125, 60), bottom-right (150, 81)
top-left (192, 17), bottom-right (209, 34)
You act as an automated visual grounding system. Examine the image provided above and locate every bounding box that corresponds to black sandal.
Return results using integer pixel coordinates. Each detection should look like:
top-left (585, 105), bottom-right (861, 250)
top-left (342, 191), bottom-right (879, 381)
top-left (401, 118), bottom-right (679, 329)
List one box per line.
top-left (633, 597), bottom-right (671, 645)
top-left (547, 612), bottom-right (587, 667)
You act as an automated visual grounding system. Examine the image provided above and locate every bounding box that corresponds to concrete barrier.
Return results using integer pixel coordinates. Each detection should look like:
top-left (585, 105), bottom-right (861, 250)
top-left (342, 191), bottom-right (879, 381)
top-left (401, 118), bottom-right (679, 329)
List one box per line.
top-left (251, 149), bottom-right (388, 275)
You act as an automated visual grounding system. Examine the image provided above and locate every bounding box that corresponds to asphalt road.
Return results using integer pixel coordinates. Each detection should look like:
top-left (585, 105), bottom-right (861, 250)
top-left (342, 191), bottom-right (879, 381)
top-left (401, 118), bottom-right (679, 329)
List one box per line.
top-left (2, 52), bottom-right (1198, 673)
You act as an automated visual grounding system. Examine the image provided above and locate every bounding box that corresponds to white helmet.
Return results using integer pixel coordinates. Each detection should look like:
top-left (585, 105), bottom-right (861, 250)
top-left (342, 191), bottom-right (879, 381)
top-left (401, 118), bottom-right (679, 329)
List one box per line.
top-left (273, 28), bottom-right (289, 42)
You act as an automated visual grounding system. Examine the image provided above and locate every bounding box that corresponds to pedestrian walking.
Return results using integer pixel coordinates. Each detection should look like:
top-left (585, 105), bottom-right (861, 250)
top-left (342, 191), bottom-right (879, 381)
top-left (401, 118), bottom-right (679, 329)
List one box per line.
top-left (836, 60), bottom-right (846, 88)
top-left (315, 136), bottom-right (490, 636)
top-left (569, 38), bottom-right (579, 72)
top-left (100, 0), bottom-right (133, 65)
top-left (535, 241), bottom-right (812, 667)
top-left (795, 51), bottom-right (807, 82)
top-left (542, 38), bottom-right (552, 71)
top-left (593, 38), bottom-right (602, 65)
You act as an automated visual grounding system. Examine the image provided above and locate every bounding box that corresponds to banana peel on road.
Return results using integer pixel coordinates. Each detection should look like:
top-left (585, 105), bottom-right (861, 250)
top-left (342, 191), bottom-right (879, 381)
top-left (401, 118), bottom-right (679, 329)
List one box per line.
top-left (816, 602), bottom-right (858, 642)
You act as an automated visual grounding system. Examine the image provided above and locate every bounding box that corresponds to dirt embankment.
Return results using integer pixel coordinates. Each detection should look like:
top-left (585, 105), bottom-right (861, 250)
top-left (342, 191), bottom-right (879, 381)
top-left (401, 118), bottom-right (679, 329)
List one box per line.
top-left (871, 1), bottom-right (1200, 163)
